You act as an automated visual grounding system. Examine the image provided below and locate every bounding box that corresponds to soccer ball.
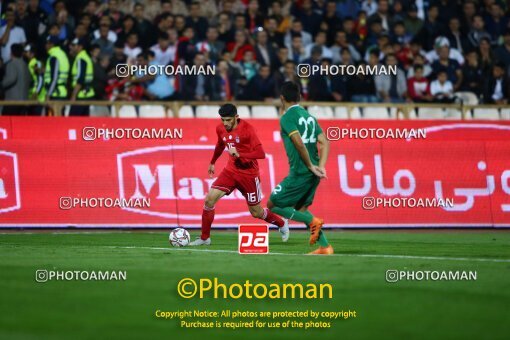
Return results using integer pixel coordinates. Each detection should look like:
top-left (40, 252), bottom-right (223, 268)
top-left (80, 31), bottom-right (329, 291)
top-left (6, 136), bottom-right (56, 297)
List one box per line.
top-left (169, 228), bottom-right (190, 247)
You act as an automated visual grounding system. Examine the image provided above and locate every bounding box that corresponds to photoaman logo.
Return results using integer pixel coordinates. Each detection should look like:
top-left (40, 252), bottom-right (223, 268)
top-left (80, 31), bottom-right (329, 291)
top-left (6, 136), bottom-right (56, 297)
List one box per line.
top-left (238, 224), bottom-right (269, 254)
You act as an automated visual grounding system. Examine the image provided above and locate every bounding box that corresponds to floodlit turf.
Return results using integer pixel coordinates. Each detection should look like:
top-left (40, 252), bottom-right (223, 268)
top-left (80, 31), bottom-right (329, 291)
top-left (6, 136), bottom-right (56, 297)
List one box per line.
top-left (0, 230), bottom-right (509, 340)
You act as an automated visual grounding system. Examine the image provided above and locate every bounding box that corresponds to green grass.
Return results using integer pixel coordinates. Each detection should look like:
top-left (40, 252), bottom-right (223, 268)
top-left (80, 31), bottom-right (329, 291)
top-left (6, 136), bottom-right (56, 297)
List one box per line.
top-left (0, 230), bottom-right (509, 340)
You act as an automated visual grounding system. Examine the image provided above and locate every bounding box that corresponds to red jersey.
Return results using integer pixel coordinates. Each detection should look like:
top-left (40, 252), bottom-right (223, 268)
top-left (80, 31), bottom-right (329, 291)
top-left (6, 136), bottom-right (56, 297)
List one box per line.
top-left (211, 119), bottom-right (263, 176)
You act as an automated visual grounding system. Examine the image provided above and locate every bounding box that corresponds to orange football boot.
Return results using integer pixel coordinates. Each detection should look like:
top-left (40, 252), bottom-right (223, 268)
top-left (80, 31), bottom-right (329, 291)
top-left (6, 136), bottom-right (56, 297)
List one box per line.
top-left (309, 217), bottom-right (324, 245)
top-left (308, 245), bottom-right (334, 255)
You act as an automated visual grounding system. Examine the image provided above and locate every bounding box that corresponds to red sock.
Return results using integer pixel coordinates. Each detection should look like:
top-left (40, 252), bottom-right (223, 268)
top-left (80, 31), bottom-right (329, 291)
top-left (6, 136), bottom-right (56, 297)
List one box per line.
top-left (201, 205), bottom-right (215, 240)
top-left (262, 208), bottom-right (284, 228)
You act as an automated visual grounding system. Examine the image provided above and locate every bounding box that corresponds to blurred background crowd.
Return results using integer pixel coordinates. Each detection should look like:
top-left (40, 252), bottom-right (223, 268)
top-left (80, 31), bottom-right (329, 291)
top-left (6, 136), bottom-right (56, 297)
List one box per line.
top-left (1, 0), bottom-right (510, 115)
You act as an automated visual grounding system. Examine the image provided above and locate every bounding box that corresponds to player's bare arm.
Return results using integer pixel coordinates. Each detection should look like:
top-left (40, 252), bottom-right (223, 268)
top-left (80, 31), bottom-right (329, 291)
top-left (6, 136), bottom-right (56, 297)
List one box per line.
top-left (208, 164), bottom-right (215, 177)
top-left (317, 133), bottom-right (330, 178)
top-left (289, 132), bottom-right (325, 178)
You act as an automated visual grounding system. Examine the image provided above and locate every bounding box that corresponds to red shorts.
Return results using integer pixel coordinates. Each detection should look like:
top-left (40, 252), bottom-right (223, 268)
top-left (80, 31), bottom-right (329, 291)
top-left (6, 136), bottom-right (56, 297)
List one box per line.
top-left (211, 169), bottom-right (262, 206)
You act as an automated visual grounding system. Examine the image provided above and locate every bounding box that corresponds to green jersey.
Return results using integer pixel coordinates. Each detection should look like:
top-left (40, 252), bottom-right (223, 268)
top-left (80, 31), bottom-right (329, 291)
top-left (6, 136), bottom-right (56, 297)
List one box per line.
top-left (280, 105), bottom-right (323, 176)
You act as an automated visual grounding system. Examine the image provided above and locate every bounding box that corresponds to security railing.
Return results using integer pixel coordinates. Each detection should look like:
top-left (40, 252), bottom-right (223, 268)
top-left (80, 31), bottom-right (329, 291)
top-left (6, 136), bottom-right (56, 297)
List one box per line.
top-left (0, 100), bottom-right (509, 119)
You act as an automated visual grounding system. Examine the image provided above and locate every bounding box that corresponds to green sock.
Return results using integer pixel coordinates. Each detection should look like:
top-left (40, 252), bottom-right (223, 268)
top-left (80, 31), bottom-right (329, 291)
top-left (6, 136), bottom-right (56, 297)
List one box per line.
top-left (270, 207), bottom-right (313, 225)
top-left (317, 230), bottom-right (329, 247)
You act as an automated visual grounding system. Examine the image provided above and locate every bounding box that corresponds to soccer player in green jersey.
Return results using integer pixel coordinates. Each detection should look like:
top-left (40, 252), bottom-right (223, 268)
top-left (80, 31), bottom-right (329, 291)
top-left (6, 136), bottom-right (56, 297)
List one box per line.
top-left (267, 81), bottom-right (333, 255)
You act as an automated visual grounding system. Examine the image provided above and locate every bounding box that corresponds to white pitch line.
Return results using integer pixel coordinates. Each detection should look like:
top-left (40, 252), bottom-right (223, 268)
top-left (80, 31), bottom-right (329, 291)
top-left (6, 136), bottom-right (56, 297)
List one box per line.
top-left (108, 246), bottom-right (233, 253)
top-left (106, 246), bottom-right (510, 263)
top-left (0, 231), bottom-right (162, 235)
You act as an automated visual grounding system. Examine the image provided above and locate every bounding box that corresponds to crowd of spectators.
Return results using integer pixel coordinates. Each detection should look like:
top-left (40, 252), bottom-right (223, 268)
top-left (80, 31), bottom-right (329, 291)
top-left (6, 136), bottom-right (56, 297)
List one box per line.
top-left (1, 0), bottom-right (510, 107)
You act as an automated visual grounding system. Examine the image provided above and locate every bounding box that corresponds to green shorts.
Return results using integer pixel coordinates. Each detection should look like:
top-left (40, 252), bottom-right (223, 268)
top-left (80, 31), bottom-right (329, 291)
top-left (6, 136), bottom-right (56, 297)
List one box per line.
top-left (269, 173), bottom-right (320, 209)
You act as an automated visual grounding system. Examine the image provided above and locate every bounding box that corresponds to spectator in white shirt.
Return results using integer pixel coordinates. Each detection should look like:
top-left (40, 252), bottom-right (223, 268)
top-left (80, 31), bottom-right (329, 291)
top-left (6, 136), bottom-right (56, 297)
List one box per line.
top-left (93, 16), bottom-right (117, 43)
top-left (123, 33), bottom-right (142, 65)
top-left (304, 31), bottom-right (333, 60)
top-left (150, 32), bottom-right (176, 66)
top-left (425, 36), bottom-right (464, 65)
top-left (430, 69), bottom-right (455, 103)
top-left (0, 10), bottom-right (27, 63)
top-left (407, 54), bottom-right (432, 79)
top-left (483, 63), bottom-right (509, 104)
top-left (284, 20), bottom-right (313, 48)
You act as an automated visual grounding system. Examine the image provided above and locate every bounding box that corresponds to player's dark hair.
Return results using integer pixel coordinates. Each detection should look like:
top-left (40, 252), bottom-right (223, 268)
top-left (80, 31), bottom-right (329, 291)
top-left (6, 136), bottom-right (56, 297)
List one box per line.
top-left (219, 103), bottom-right (237, 117)
top-left (280, 81), bottom-right (301, 103)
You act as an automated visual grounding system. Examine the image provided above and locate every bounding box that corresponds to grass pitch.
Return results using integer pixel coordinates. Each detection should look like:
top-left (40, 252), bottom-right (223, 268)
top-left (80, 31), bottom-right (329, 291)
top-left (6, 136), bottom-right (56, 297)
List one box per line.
top-left (0, 230), bottom-right (509, 340)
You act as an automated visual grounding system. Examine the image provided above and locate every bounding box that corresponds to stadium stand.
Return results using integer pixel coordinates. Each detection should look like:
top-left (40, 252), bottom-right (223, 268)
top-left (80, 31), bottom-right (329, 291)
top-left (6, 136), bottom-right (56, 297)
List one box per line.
top-left (307, 105), bottom-right (334, 119)
top-left (196, 105), bottom-right (222, 118)
top-left (251, 105), bottom-right (279, 118)
top-left (139, 104), bottom-right (167, 118)
top-left (236, 105), bottom-right (251, 118)
top-left (0, 0), bottom-right (509, 119)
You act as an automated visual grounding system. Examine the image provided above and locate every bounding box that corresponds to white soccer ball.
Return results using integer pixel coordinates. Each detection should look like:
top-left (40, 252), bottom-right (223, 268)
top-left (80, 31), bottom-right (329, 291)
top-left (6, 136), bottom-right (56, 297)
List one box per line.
top-left (169, 228), bottom-right (190, 247)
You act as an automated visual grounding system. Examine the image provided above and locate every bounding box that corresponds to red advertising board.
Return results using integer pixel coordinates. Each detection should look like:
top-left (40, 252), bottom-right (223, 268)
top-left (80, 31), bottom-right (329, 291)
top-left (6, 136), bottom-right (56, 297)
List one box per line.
top-left (0, 116), bottom-right (509, 227)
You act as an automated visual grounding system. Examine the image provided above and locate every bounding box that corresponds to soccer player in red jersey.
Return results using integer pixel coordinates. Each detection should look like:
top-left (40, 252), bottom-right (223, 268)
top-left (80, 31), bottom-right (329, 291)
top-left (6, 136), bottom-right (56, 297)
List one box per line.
top-left (188, 103), bottom-right (289, 246)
